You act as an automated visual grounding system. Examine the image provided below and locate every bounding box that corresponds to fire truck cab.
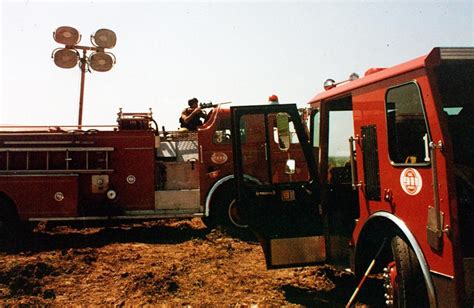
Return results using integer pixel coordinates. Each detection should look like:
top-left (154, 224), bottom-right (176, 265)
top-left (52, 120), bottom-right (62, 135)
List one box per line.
top-left (231, 47), bottom-right (473, 307)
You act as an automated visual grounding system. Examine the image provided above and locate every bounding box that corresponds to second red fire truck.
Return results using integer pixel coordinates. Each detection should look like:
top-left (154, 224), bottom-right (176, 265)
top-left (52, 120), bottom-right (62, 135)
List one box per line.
top-left (230, 47), bottom-right (473, 307)
top-left (0, 102), bottom-right (309, 244)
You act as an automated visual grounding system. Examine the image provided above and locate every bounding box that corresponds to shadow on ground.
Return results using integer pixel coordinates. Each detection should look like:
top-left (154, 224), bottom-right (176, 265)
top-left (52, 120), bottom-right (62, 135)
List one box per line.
top-left (3, 220), bottom-right (213, 253)
top-left (282, 267), bottom-right (385, 307)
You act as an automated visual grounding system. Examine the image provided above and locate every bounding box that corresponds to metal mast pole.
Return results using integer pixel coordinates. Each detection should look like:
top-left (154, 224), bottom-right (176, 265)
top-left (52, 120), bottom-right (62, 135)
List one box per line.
top-left (78, 49), bottom-right (87, 128)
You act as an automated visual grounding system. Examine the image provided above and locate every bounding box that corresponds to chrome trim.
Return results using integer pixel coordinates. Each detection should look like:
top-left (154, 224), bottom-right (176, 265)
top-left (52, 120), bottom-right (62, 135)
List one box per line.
top-left (199, 145), bottom-right (203, 164)
top-left (4, 141), bottom-right (73, 145)
top-left (256, 190), bottom-right (275, 196)
top-left (349, 136), bottom-right (361, 190)
top-left (204, 174), bottom-right (261, 217)
top-left (123, 147), bottom-right (153, 150)
top-left (0, 174), bottom-right (79, 178)
top-left (427, 140), bottom-right (443, 250)
top-left (438, 47), bottom-right (474, 60)
top-left (0, 170), bottom-right (113, 175)
top-left (366, 212), bottom-right (437, 307)
top-left (0, 147), bottom-right (114, 152)
top-left (430, 270), bottom-right (454, 280)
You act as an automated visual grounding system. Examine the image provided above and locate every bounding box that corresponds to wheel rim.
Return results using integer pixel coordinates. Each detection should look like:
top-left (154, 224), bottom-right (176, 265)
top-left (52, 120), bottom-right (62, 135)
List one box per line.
top-left (227, 199), bottom-right (248, 228)
top-left (383, 261), bottom-right (397, 307)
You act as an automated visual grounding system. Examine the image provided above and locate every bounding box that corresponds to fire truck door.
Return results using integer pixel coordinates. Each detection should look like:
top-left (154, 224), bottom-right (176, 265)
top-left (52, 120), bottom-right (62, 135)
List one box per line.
top-left (320, 96), bottom-right (360, 266)
top-left (231, 104), bottom-right (325, 269)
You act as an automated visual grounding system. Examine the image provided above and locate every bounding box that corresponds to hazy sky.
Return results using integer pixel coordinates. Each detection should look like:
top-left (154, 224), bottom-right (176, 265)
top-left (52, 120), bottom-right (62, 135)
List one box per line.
top-left (1, 0), bottom-right (473, 130)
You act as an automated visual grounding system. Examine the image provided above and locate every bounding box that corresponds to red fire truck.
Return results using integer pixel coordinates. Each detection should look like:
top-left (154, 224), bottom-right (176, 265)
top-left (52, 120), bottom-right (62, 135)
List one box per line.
top-left (0, 102), bottom-right (309, 246)
top-left (230, 47), bottom-right (473, 307)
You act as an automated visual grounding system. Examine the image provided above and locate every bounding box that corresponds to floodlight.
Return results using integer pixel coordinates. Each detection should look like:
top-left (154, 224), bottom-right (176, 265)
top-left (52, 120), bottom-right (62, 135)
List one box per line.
top-left (91, 29), bottom-right (117, 48)
top-left (54, 26), bottom-right (81, 45)
top-left (53, 48), bottom-right (80, 69)
top-left (89, 52), bottom-right (115, 72)
top-left (52, 26), bottom-right (117, 127)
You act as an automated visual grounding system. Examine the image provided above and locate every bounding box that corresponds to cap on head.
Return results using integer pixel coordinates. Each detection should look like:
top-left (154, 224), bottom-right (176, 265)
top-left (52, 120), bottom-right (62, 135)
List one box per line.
top-left (188, 97), bottom-right (199, 107)
top-left (269, 94), bottom-right (278, 102)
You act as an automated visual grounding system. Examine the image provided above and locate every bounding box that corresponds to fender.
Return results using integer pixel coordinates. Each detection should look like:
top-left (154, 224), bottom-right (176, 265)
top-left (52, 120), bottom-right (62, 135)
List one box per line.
top-left (360, 211), bottom-right (437, 307)
top-left (204, 174), bottom-right (261, 217)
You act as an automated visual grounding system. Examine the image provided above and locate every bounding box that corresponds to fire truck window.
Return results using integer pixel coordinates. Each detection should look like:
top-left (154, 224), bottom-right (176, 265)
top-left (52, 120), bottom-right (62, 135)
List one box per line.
top-left (386, 82), bottom-right (429, 165)
top-left (240, 114), bottom-right (270, 184)
top-left (268, 112), bottom-right (310, 184)
top-left (328, 110), bottom-right (354, 169)
top-left (213, 118), bottom-right (232, 144)
top-left (312, 110), bottom-right (320, 148)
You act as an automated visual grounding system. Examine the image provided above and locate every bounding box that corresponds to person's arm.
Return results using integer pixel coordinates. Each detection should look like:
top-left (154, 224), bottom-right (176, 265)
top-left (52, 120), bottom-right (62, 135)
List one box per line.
top-left (181, 107), bottom-right (203, 124)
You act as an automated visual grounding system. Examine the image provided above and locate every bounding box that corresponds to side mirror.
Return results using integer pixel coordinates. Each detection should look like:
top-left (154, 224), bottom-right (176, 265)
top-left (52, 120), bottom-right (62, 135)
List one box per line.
top-left (285, 159), bottom-right (296, 175)
top-left (276, 113), bottom-right (291, 151)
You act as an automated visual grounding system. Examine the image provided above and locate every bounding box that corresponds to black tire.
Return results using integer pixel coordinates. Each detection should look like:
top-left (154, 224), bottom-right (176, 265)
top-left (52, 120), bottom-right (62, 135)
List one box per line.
top-left (0, 198), bottom-right (22, 251)
top-left (205, 186), bottom-right (248, 230)
top-left (390, 235), bottom-right (428, 307)
top-left (201, 213), bottom-right (217, 229)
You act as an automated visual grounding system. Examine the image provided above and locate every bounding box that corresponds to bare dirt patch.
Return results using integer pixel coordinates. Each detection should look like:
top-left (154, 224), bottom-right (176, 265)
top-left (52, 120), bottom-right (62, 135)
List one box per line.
top-left (0, 219), bottom-right (382, 306)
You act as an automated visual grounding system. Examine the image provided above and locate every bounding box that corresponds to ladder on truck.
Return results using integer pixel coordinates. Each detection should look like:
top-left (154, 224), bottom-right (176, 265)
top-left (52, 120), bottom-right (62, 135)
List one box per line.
top-left (0, 146), bottom-right (114, 174)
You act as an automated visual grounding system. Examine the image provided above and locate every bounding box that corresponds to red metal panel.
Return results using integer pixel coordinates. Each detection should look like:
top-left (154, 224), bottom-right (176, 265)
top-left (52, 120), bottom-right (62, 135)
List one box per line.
top-left (350, 68), bottom-right (455, 277)
top-left (0, 175), bottom-right (78, 219)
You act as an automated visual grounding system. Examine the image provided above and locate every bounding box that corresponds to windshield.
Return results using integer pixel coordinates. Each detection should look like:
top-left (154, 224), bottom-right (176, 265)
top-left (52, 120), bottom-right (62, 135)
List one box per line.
top-left (437, 63), bottom-right (474, 168)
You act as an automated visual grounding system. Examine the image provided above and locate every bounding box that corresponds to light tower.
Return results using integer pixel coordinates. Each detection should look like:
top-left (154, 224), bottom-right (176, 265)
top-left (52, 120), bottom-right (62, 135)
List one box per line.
top-left (51, 26), bottom-right (117, 128)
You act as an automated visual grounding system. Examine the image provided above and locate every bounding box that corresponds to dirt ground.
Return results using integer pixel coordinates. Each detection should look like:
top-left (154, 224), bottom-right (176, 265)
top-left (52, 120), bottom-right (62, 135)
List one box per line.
top-left (0, 219), bottom-right (383, 306)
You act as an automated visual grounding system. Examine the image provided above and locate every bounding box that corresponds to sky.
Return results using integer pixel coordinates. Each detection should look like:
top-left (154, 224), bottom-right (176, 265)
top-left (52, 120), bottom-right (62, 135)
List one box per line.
top-left (1, 0), bottom-right (473, 131)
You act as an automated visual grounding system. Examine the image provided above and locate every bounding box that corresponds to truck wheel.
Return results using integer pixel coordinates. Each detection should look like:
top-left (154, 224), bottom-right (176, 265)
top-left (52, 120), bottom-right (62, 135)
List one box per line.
top-left (206, 187), bottom-right (248, 230)
top-left (0, 198), bottom-right (21, 250)
top-left (227, 198), bottom-right (248, 228)
top-left (383, 235), bottom-right (428, 307)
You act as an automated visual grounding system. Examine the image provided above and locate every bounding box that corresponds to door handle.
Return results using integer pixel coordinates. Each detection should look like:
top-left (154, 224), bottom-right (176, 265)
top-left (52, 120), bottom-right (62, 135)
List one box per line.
top-left (349, 136), bottom-right (361, 190)
top-left (256, 190), bottom-right (276, 196)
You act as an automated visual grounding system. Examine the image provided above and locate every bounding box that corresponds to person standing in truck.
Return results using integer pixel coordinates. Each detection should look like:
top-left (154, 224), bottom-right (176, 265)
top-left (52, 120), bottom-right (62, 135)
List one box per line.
top-left (180, 97), bottom-right (207, 131)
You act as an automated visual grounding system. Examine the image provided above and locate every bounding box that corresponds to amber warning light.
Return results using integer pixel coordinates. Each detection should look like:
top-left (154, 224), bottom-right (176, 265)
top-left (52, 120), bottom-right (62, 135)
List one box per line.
top-left (51, 26), bottom-right (117, 127)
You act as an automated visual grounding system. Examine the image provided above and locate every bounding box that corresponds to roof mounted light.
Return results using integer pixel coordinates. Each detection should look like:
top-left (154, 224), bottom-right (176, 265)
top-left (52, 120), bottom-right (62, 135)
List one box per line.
top-left (53, 26), bottom-right (81, 46)
top-left (323, 79), bottom-right (336, 90)
top-left (349, 73), bottom-right (359, 81)
top-left (91, 29), bottom-right (117, 48)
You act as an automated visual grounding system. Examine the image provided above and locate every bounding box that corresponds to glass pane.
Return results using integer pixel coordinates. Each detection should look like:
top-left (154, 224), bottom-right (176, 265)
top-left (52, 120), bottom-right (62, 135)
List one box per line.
top-left (327, 109), bottom-right (354, 185)
top-left (269, 113), bottom-right (310, 184)
top-left (386, 83), bottom-right (429, 164)
top-left (240, 114), bottom-right (270, 184)
top-left (213, 117), bottom-right (232, 144)
top-left (328, 110), bottom-right (354, 169)
top-left (312, 110), bottom-right (320, 147)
